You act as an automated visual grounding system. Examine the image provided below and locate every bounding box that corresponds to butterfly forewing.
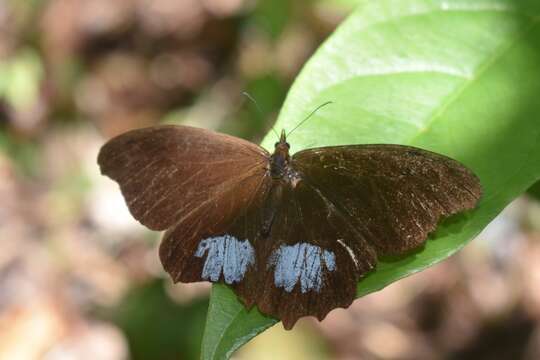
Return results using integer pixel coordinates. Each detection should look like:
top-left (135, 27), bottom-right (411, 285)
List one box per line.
top-left (293, 144), bottom-right (482, 256)
top-left (97, 125), bottom-right (270, 231)
top-left (159, 166), bottom-right (272, 285)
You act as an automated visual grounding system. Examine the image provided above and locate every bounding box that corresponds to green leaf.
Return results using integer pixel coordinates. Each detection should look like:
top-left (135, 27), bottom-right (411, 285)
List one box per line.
top-left (528, 180), bottom-right (540, 202)
top-left (202, 0), bottom-right (540, 358)
top-left (200, 284), bottom-right (278, 360)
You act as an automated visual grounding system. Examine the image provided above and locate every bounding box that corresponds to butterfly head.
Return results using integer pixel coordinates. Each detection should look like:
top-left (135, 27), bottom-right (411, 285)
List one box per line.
top-left (276, 129), bottom-right (290, 147)
top-left (270, 129), bottom-right (290, 179)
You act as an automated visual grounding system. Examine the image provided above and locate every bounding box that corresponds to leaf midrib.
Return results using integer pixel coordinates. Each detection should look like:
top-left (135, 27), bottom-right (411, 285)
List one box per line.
top-left (203, 292), bottom-right (275, 360)
top-left (213, 307), bottom-right (243, 360)
top-left (201, 289), bottom-right (242, 360)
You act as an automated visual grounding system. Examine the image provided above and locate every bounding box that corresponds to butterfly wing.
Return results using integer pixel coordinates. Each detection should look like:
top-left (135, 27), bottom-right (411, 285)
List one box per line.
top-left (292, 144), bottom-right (482, 256)
top-left (97, 125), bottom-right (270, 231)
top-left (101, 129), bottom-right (482, 329)
top-left (231, 180), bottom-right (378, 329)
top-left (235, 144), bottom-right (481, 328)
top-left (99, 125), bottom-right (275, 287)
top-left (159, 166), bottom-right (272, 285)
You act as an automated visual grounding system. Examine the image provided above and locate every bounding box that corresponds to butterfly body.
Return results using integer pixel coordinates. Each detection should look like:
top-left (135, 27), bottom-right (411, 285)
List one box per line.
top-left (269, 130), bottom-right (293, 179)
top-left (98, 125), bottom-right (481, 329)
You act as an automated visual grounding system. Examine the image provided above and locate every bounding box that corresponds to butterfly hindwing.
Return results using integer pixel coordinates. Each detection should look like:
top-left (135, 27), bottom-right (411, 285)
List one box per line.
top-left (159, 171), bottom-right (376, 329)
top-left (231, 180), bottom-right (378, 329)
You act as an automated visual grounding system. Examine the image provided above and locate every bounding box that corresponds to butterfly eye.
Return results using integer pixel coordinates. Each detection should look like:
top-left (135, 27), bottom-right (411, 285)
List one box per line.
top-left (286, 143), bottom-right (290, 149)
top-left (275, 142), bottom-right (280, 147)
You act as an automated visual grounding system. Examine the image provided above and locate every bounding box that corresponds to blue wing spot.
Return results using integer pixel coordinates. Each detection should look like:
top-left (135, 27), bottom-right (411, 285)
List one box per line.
top-left (268, 243), bottom-right (337, 293)
top-left (323, 250), bottom-right (336, 271)
top-left (195, 235), bottom-right (255, 284)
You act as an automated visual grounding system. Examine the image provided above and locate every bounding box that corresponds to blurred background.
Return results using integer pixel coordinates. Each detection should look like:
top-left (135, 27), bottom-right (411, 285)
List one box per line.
top-left (1, 1), bottom-right (540, 359)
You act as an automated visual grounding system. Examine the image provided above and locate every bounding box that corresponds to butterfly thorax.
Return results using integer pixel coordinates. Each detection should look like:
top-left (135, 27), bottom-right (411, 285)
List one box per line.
top-left (269, 132), bottom-right (302, 188)
top-left (270, 144), bottom-right (290, 178)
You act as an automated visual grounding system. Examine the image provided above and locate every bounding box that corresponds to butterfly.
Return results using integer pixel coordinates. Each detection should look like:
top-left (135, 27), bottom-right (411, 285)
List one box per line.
top-left (97, 124), bottom-right (482, 329)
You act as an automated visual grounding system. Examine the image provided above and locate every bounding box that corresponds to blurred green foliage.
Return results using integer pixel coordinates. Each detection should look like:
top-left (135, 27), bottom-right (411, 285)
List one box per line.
top-left (251, 0), bottom-right (292, 38)
top-left (221, 74), bottom-right (287, 140)
top-left (106, 281), bottom-right (209, 360)
top-left (0, 49), bottom-right (43, 111)
top-left (0, 133), bottom-right (40, 177)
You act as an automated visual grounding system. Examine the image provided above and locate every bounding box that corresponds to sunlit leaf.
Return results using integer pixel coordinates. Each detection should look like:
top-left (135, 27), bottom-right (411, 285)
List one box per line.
top-left (202, 1), bottom-right (540, 358)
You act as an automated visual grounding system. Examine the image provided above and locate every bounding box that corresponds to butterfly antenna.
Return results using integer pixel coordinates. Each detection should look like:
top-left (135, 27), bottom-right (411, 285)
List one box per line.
top-left (242, 92), bottom-right (280, 140)
top-left (286, 101), bottom-right (333, 138)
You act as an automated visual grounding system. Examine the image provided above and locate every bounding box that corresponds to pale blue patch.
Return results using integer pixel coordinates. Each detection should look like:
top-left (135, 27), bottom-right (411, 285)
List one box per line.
top-left (268, 243), bottom-right (337, 293)
top-left (195, 235), bottom-right (254, 284)
top-left (323, 250), bottom-right (336, 271)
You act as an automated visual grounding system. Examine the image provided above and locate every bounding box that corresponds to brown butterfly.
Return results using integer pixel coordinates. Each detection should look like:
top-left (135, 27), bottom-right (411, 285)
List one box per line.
top-left (97, 124), bottom-right (482, 329)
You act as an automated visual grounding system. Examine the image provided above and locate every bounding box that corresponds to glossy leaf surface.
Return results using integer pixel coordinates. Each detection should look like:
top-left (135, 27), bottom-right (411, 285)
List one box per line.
top-left (202, 1), bottom-right (540, 358)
